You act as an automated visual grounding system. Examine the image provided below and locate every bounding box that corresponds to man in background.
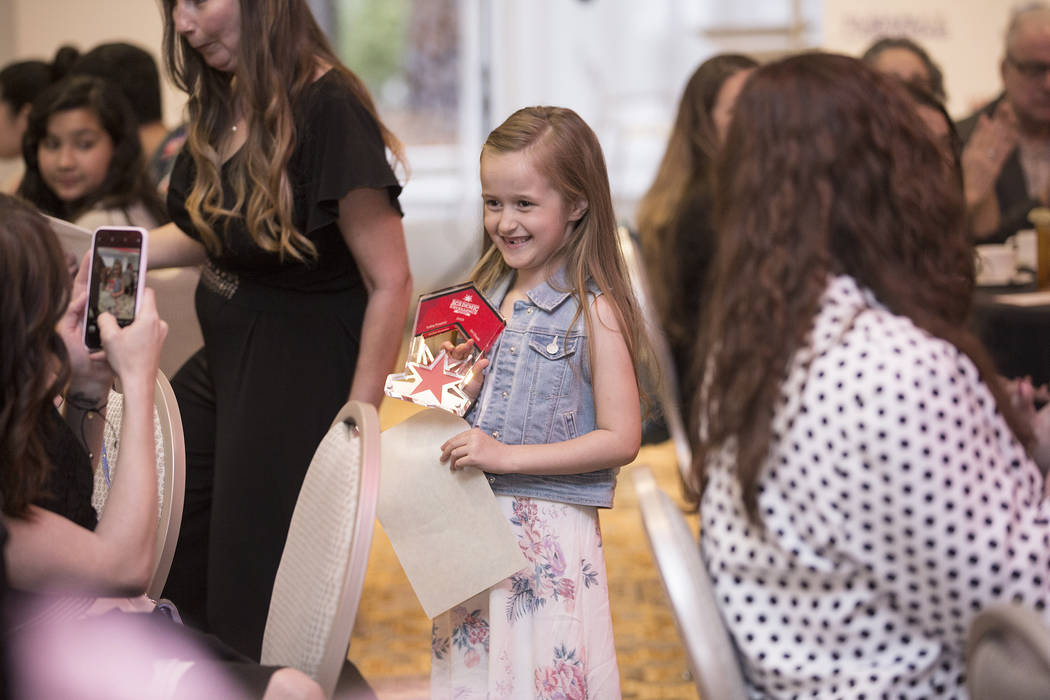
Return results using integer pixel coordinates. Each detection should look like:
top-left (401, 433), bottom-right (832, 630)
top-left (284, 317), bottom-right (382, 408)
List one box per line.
top-left (957, 4), bottom-right (1050, 242)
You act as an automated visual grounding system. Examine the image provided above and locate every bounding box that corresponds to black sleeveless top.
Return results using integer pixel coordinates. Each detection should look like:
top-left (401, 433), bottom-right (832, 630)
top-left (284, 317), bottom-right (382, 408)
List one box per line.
top-left (38, 406), bottom-right (98, 531)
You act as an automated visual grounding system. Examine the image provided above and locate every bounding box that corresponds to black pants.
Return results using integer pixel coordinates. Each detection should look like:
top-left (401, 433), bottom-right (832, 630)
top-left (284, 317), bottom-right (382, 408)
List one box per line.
top-left (161, 280), bottom-right (363, 660)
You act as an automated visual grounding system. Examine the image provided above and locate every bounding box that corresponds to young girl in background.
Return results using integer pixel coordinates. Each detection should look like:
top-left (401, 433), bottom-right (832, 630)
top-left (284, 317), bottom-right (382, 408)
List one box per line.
top-left (433, 106), bottom-right (646, 698)
top-left (18, 74), bottom-right (167, 230)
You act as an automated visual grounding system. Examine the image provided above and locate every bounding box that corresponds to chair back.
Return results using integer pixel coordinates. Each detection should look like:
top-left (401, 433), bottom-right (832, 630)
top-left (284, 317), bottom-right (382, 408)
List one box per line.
top-left (967, 602), bottom-right (1050, 700)
top-left (632, 465), bottom-right (748, 700)
top-left (92, 370), bottom-right (186, 601)
top-left (144, 266), bottom-right (204, 378)
top-left (260, 400), bottom-right (380, 698)
top-left (616, 223), bottom-right (693, 484)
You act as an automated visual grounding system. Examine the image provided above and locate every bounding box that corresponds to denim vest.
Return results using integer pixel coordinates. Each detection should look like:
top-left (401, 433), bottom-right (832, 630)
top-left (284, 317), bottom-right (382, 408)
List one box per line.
top-left (468, 270), bottom-right (618, 508)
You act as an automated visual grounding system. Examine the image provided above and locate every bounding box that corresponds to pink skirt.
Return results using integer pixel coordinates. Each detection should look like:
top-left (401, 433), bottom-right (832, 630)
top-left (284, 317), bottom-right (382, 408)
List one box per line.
top-left (430, 495), bottom-right (621, 699)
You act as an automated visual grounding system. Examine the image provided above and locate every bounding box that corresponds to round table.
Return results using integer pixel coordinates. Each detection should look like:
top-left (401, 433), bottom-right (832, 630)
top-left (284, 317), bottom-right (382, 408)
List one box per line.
top-left (973, 282), bottom-right (1050, 385)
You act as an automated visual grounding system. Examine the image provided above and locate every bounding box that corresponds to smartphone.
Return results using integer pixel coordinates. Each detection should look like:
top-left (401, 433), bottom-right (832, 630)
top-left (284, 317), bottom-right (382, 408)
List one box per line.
top-left (83, 226), bottom-right (149, 350)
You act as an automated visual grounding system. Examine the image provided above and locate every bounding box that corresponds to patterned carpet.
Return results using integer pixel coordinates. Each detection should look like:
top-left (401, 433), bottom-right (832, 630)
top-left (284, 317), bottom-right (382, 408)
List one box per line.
top-left (348, 400), bottom-right (700, 699)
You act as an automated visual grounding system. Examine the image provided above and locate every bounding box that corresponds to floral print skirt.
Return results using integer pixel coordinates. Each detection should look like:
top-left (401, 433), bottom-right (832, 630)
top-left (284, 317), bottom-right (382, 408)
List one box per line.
top-left (430, 495), bottom-right (620, 699)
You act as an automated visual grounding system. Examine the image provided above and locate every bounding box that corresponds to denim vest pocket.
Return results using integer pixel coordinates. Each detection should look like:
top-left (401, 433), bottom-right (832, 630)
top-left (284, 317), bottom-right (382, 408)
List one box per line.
top-left (524, 331), bottom-right (582, 442)
top-left (526, 332), bottom-right (579, 397)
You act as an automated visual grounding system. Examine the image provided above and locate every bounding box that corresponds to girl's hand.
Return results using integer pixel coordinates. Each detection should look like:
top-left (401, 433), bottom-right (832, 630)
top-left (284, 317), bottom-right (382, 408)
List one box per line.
top-left (439, 428), bottom-right (510, 472)
top-left (440, 338), bottom-right (490, 400)
top-left (98, 288), bottom-right (168, 389)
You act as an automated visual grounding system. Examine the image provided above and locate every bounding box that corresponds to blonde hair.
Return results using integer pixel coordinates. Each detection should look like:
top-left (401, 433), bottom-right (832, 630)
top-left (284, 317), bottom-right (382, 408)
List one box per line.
top-left (472, 106), bottom-right (648, 381)
top-left (161, 0), bottom-right (406, 261)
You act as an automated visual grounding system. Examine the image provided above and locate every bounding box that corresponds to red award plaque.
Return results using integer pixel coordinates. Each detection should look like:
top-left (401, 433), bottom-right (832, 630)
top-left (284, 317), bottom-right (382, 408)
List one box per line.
top-left (384, 282), bottom-right (505, 415)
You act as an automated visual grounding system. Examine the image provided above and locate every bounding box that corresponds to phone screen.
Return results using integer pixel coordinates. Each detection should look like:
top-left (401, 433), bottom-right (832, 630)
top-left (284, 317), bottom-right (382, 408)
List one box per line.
top-left (84, 228), bottom-right (147, 350)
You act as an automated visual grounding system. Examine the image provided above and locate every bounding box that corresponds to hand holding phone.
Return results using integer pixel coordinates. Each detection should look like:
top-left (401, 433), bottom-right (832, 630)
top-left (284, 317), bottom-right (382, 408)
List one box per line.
top-left (83, 227), bottom-right (149, 350)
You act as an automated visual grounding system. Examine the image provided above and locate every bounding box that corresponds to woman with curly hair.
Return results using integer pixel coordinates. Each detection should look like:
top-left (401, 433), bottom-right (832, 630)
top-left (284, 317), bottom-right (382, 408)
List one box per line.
top-left (147, 0), bottom-right (412, 658)
top-left (694, 52), bottom-right (1050, 698)
top-left (17, 74), bottom-right (167, 229)
top-left (635, 53), bottom-right (756, 414)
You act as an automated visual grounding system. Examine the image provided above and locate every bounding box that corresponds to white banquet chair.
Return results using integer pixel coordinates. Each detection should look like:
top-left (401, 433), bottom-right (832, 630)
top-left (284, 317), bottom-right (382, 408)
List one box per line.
top-left (93, 370), bottom-right (186, 601)
top-left (967, 602), bottom-right (1050, 699)
top-left (633, 464), bottom-right (747, 700)
top-left (260, 400), bottom-right (380, 698)
top-left (616, 223), bottom-right (693, 485)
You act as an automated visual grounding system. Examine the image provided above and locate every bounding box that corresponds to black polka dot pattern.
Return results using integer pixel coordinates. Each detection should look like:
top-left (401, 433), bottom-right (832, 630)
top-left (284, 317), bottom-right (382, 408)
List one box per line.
top-left (701, 276), bottom-right (1050, 699)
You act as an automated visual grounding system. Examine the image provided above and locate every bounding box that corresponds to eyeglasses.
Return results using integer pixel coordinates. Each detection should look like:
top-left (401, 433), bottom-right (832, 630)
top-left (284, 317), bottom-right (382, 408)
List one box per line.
top-left (1007, 53), bottom-right (1050, 79)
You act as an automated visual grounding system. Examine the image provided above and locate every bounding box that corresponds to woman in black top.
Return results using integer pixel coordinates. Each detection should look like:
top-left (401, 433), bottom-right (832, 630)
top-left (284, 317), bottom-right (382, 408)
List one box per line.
top-left (149, 0), bottom-right (412, 658)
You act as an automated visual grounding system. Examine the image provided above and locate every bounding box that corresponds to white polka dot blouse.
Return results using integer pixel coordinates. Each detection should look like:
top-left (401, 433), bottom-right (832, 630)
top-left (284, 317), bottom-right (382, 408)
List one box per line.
top-left (701, 275), bottom-right (1050, 699)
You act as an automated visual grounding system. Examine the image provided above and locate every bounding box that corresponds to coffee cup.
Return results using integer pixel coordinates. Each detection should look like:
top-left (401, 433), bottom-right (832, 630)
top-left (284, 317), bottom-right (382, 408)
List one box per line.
top-left (975, 244), bottom-right (1016, 286)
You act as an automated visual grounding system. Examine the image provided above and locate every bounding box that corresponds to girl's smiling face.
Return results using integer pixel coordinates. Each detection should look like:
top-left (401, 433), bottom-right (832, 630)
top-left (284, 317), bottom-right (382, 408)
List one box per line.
top-left (480, 148), bottom-right (586, 288)
top-left (37, 107), bottom-right (114, 204)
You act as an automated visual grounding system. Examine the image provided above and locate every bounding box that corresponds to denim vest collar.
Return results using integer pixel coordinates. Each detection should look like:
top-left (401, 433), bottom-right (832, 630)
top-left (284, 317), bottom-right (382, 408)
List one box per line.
top-left (490, 268), bottom-right (578, 313)
top-left (474, 266), bottom-right (616, 508)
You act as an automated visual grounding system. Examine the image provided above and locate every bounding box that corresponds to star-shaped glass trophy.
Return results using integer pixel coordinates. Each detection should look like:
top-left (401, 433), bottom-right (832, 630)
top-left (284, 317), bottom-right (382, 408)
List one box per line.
top-left (385, 282), bottom-right (505, 416)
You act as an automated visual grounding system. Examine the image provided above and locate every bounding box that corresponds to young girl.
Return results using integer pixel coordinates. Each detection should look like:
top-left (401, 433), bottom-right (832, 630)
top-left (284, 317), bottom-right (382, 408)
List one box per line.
top-left (17, 74), bottom-right (167, 230)
top-left (434, 106), bottom-right (646, 698)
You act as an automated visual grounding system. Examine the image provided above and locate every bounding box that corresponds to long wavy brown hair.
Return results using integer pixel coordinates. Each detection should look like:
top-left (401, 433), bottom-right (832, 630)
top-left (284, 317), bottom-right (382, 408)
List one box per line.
top-left (635, 54), bottom-right (757, 340)
top-left (160, 0), bottom-right (406, 262)
top-left (692, 53), bottom-right (1029, 522)
top-left (472, 106), bottom-right (649, 383)
top-left (0, 194), bottom-right (72, 517)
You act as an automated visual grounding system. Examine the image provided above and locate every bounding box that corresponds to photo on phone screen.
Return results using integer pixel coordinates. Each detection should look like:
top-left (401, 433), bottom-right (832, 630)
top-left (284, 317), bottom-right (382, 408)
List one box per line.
top-left (84, 227), bottom-right (148, 350)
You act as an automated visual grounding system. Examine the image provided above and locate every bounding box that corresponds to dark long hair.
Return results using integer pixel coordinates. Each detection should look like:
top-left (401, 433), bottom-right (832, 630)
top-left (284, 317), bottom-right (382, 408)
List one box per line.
top-left (900, 80), bottom-right (964, 175)
top-left (635, 54), bottom-right (757, 358)
top-left (861, 36), bottom-right (947, 102)
top-left (0, 45), bottom-right (78, 113)
top-left (0, 61), bottom-right (49, 113)
top-left (72, 42), bottom-right (163, 125)
top-left (0, 194), bottom-right (71, 517)
top-left (18, 75), bottom-right (167, 224)
top-left (691, 52), bottom-right (1028, 521)
top-left (160, 0), bottom-right (406, 262)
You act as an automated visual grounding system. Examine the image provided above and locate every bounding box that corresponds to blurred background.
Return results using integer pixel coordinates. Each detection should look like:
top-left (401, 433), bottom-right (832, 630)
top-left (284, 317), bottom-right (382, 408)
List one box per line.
top-left (0, 0), bottom-right (1018, 298)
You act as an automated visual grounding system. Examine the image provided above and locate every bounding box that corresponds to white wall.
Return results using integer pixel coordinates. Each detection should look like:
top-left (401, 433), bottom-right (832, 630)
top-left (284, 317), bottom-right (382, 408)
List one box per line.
top-left (822, 0), bottom-right (1018, 118)
top-left (1, 0), bottom-right (185, 128)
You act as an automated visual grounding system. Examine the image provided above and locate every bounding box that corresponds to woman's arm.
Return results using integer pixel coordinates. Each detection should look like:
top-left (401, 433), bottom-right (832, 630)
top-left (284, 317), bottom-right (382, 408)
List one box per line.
top-left (148, 222), bottom-right (208, 270)
top-left (338, 187), bottom-right (413, 408)
top-left (962, 104), bottom-right (1017, 240)
top-left (440, 294), bottom-right (642, 474)
top-left (3, 291), bottom-right (168, 595)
